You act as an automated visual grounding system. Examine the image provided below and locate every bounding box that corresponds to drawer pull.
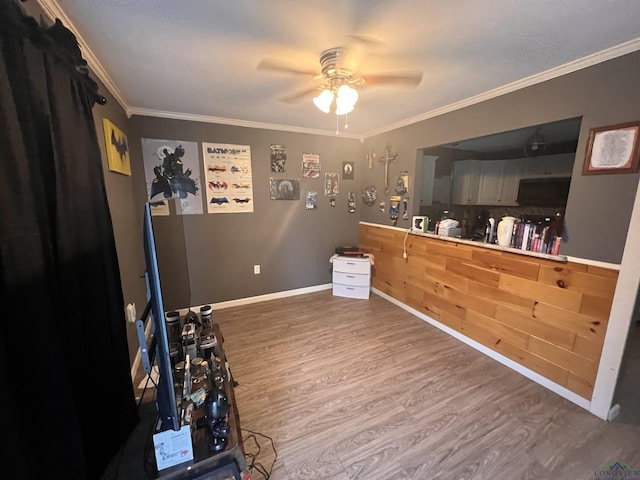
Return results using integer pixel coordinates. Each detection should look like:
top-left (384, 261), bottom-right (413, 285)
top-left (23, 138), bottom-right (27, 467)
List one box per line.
top-left (346, 275), bottom-right (355, 278)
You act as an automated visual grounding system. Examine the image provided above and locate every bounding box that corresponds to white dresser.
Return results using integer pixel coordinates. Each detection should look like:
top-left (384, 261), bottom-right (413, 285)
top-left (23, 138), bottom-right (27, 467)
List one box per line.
top-left (332, 255), bottom-right (371, 299)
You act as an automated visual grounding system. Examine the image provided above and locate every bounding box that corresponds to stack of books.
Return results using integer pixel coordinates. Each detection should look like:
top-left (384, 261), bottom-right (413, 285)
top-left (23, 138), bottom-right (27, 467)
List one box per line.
top-left (507, 215), bottom-right (563, 255)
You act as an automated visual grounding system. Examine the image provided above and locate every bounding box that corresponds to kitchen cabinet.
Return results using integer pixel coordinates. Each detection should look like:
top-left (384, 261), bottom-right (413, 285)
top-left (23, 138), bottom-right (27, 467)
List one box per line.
top-left (454, 159), bottom-right (523, 206)
top-left (452, 160), bottom-right (479, 205)
top-left (522, 154), bottom-right (574, 178)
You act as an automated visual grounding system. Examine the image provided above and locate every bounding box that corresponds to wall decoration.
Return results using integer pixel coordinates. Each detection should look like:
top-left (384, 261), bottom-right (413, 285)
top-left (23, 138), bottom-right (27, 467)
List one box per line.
top-left (269, 178), bottom-right (300, 200)
top-left (379, 201), bottom-right (385, 213)
top-left (324, 173), bottom-right (339, 196)
top-left (202, 143), bottom-right (254, 213)
top-left (305, 191), bottom-right (318, 210)
top-left (103, 119), bottom-right (131, 176)
top-left (361, 185), bottom-right (377, 206)
top-left (302, 153), bottom-right (320, 178)
top-left (329, 197), bottom-right (336, 207)
top-left (342, 161), bottom-right (354, 180)
top-left (270, 144), bottom-right (287, 172)
top-left (395, 171), bottom-right (409, 194)
top-left (389, 195), bottom-right (401, 225)
top-left (141, 138), bottom-right (202, 215)
top-left (402, 197), bottom-right (409, 220)
top-left (379, 144), bottom-right (398, 194)
top-left (582, 121), bottom-right (640, 175)
top-left (367, 148), bottom-right (376, 169)
top-left (347, 192), bottom-right (356, 213)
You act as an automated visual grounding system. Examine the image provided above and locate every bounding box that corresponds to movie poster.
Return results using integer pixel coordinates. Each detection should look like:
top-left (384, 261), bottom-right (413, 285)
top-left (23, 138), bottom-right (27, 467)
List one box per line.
top-left (202, 143), bottom-right (254, 213)
top-left (302, 153), bottom-right (320, 178)
top-left (141, 138), bottom-right (202, 215)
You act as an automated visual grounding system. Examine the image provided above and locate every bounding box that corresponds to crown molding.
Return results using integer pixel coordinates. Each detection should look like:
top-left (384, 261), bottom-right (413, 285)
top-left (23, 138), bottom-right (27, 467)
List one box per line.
top-left (31, 1), bottom-right (640, 140)
top-left (128, 107), bottom-right (364, 140)
top-left (362, 37), bottom-right (640, 139)
top-left (37, 0), bottom-right (130, 113)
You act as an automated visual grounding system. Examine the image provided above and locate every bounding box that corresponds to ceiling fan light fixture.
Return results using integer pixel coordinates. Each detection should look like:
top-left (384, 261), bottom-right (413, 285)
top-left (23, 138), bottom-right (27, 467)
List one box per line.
top-left (337, 84), bottom-right (358, 105)
top-left (313, 89), bottom-right (334, 113)
top-left (335, 98), bottom-right (354, 116)
top-left (524, 127), bottom-right (547, 157)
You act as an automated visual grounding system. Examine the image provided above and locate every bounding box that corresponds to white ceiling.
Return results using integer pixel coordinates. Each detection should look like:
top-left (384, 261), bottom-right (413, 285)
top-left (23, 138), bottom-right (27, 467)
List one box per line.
top-left (44, 0), bottom-right (640, 138)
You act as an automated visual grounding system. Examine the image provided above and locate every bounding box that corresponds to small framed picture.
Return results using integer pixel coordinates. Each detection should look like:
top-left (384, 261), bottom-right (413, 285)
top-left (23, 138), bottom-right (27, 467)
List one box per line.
top-left (582, 121), bottom-right (640, 175)
top-left (342, 161), bottom-right (354, 180)
top-left (103, 118), bottom-right (131, 176)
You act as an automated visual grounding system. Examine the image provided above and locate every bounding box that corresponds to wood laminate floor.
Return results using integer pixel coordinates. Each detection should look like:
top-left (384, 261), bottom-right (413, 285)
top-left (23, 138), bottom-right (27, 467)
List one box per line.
top-left (213, 291), bottom-right (640, 480)
top-left (104, 290), bottom-right (640, 480)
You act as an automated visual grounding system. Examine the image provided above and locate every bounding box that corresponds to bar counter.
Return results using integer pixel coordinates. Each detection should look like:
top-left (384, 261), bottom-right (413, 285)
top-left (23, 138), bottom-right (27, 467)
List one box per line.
top-left (359, 222), bottom-right (618, 402)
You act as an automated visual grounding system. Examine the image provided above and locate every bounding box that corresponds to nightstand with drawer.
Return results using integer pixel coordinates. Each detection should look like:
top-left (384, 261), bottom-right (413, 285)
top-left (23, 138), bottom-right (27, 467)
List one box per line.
top-left (332, 255), bottom-right (371, 299)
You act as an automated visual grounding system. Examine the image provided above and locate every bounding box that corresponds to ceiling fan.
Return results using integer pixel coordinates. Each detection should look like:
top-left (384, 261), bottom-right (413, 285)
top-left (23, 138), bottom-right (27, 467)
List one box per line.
top-left (258, 46), bottom-right (423, 115)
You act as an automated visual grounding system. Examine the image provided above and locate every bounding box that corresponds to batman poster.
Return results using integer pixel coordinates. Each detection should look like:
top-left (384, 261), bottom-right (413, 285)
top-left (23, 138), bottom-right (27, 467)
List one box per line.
top-left (103, 119), bottom-right (131, 176)
top-left (141, 138), bottom-right (203, 215)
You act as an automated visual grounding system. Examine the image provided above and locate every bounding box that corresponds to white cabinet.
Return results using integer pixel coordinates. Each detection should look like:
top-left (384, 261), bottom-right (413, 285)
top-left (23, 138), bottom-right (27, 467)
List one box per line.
top-left (522, 154), bottom-right (574, 178)
top-left (332, 256), bottom-right (371, 299)
top-left (454, 159), bottom-right (523, 206)
top-left (476, 160), bottom-right (504, 205)
top-left (452, 160), bottom-right (479, 205)
top-left (499, 159), bottom-right (524, 205)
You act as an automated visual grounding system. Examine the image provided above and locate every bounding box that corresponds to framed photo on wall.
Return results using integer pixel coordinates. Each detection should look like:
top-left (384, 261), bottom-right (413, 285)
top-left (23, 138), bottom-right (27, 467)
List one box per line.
top-left (582, 121), bottom-right (640, 175)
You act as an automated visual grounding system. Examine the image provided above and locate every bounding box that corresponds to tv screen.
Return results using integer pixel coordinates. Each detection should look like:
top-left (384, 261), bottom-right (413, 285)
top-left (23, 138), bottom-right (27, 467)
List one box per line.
top-left (142, 202), bottom-right (180, 431)
top-left (517, 177), bottom-right (571, 207)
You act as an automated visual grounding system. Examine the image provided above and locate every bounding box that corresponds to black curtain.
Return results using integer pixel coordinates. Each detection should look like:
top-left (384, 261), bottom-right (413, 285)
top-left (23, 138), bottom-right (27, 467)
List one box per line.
top-left (0, 1), bottom-right (138, 478)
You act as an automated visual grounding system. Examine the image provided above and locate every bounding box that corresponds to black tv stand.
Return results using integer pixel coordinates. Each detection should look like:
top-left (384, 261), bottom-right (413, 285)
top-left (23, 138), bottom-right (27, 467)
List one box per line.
top-left (150, 323), bottom-right (246, 479)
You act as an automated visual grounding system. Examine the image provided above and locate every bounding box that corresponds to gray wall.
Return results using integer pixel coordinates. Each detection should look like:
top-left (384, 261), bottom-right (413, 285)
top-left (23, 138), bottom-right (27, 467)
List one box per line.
top-left (360, 51), bottom-right (640, 264)
top-left (128, 117), bottom-right (362, 308)
top-left (92, 89), bottom-right (148, 365)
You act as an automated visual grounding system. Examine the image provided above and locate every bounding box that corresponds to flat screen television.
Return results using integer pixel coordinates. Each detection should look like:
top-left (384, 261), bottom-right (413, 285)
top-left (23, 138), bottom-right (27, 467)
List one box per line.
top-left (137, 202), bottom-right (180, 432)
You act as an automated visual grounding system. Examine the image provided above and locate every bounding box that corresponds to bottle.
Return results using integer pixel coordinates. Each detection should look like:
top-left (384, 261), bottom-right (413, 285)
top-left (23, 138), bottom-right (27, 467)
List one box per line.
top-left (484, 218), bottom-right (496, 243)
top-left (200, 305), bottom-right (213, 333)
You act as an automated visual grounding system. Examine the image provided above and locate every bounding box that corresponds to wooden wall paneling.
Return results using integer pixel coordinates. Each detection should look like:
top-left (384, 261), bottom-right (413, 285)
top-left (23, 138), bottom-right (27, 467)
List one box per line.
top-left (464, 310), bottom-right (530, 349)
top-left (468, 280), bottom-right (535, 314)
top-left (421, 290), bottom-right (465, 321)
top-left (537, 265), bottom-right (618, 298)
top-left (470, 249), bottom-right (541, 280)
top-left (494, 304), bottom-right (577, 351)
top-left (572, 334), bottom-right (606, 363)
top-left (445, 258), bottom-right (501, 288)
top-left (359, 223), bottom-right (618, 401)
top-left (424, 240), bottom-right (474, 261)
top-left (579, 293), bottom-right (615, 321)
top-left (528, 336), bottom-right (598, 381)
top-left (490, 339), bottom-right (570, 388)
top-left (586, 264), bottom-right (620, 278)
top-left (499, 274), bottom-right (583, 312)
top-left (533, 302), bottom-right (607, 341)
top-left (567, 372), bottom-right (596, 400)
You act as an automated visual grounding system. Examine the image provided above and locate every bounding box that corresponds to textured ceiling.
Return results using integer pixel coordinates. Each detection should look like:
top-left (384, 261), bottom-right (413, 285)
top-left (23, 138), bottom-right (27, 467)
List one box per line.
top-left (45, 0), bottom-right (640, 138)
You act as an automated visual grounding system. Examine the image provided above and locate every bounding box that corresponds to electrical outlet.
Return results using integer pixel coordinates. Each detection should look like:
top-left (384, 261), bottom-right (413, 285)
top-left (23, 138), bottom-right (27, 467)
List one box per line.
top-left (253, 264), bottom-right (260, 275)
top-left (126, 303), bottom-right (136, 324)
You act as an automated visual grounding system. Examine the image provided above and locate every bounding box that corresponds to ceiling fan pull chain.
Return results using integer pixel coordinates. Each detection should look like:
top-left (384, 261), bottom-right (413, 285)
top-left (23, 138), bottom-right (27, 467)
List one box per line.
top-left (344, 113), bottom-right (349, 130)
top-left (336, 114), bottom-right (340, 135)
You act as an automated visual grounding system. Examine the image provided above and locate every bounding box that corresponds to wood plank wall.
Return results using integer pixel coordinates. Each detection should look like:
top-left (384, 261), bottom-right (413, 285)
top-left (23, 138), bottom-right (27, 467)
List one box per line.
top-left (359, 224), bottom-right (619, 400)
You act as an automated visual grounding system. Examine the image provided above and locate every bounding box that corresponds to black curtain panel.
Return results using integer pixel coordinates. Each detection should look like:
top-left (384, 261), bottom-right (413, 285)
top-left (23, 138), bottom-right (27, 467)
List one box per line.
top-left (0, 1), bottom-right (137, 478)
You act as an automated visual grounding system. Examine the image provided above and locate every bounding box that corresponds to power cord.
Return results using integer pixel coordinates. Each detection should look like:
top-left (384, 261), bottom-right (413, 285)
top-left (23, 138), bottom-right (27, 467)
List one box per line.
top-left (242, 428), bottom-right (277, 480)
top-left (403, 227), bottom-right (411, 259)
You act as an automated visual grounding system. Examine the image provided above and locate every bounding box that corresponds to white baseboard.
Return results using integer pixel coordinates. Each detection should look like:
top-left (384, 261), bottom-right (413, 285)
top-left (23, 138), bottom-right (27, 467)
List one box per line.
top-left (371, 287), bottom-right (592, 412)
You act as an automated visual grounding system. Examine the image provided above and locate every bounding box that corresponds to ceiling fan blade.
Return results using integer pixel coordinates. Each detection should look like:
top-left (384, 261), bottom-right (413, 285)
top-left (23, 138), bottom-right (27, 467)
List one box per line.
top-left (361, 71), bottom-right (423, 87)
top-left (280, 86), bottom-right (321, 103)
top-left (257, 58), bottom-right (319, 77)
